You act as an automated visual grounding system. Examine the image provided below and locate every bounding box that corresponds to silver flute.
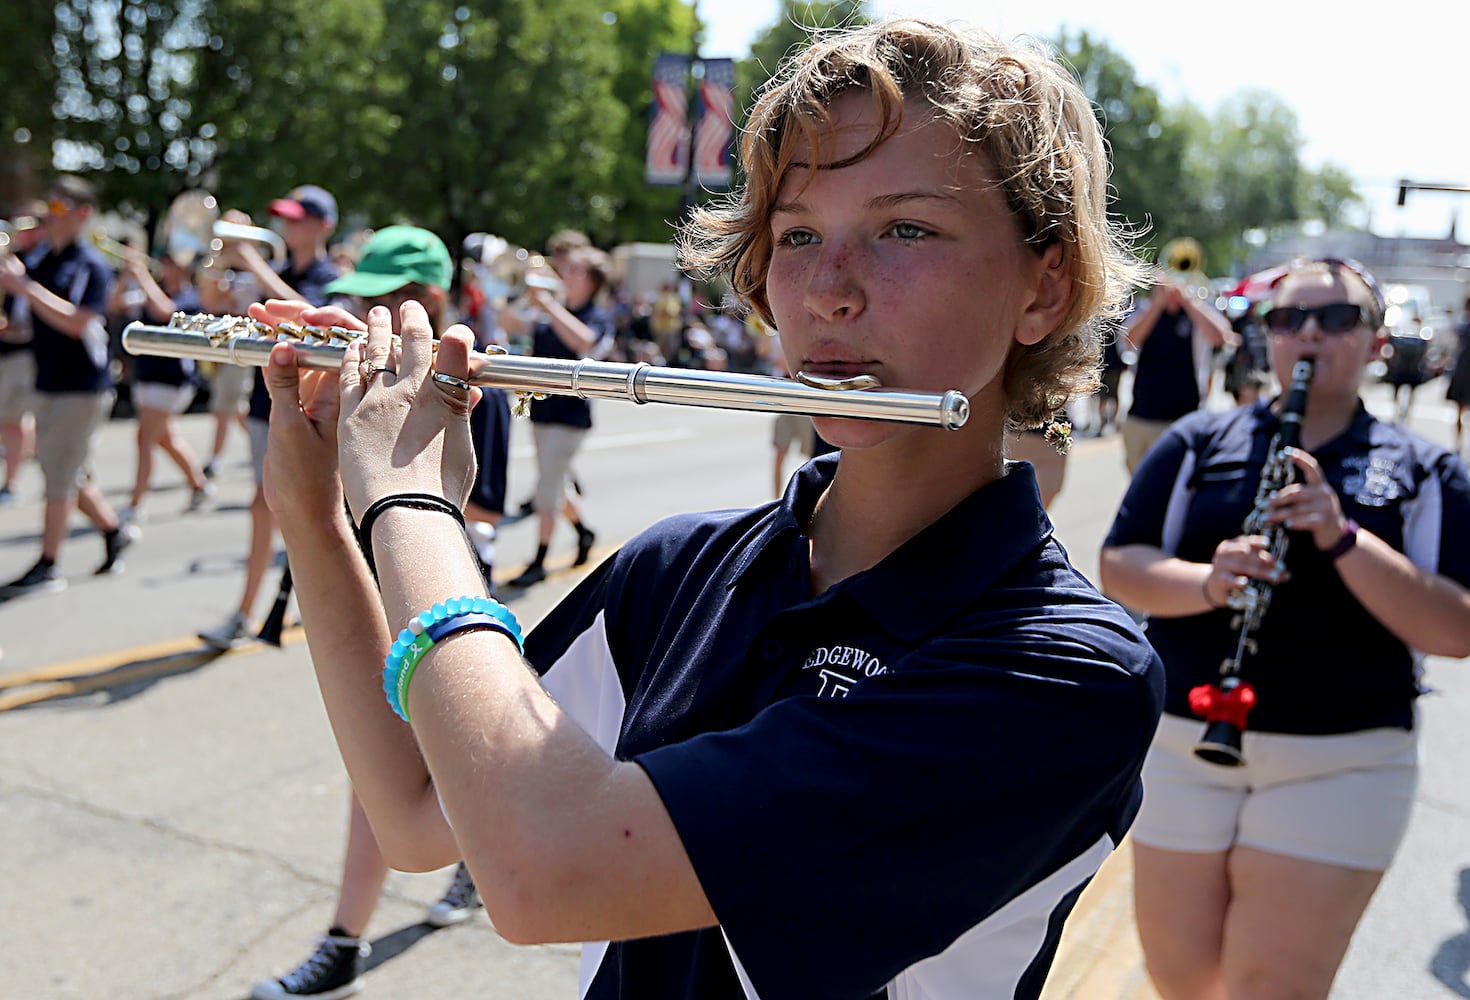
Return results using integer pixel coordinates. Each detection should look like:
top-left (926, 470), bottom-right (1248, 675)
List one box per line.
top-left (122, 313), bottom-right (971, 429)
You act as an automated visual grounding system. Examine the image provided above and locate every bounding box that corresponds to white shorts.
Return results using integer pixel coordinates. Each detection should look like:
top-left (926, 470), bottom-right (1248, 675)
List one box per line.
top-left (1132, 713), bottom-right (1418, 871)
top-left (133, 381), bottom-right (196, 415)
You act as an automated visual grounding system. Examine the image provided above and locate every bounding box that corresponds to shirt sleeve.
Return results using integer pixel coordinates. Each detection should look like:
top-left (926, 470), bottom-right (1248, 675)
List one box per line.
top-left (1432, 451), bottom-right (1470, 584)
top-left (635, 624), bottom-right (1161, 1000)
top-left (1103, 423), bottom-right (1193, 549)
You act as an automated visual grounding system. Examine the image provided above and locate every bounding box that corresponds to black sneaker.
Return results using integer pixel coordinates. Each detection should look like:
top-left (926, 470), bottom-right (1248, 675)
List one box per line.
top-left (573, 527), bottom-right (596, 568)
top-left (198, 611), bottom-right (252, 651)
top-left (251, 932), bottom-right (369, 1000)
top-left (95, 523), bottom-right (140, 575)
top-left (507, 563), bottom-right (546, 588)
top-left (0, 560), bottom-right (66, 599)
top-left (425, 861), bottom-right (484, 927)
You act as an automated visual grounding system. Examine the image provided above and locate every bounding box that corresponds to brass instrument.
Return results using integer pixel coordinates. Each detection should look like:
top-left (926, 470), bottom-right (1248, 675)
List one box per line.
top-left (166, 191), bottom-right (287, 264)
top-left (90, 215), bottom-right (160, 275)
top-left (122, 312), bottom-right (971, 429)
top-left (1159, 236), bottom-right (1210, 303)
top-left (1190, 358), bottom-right (1315, 766)
top-left (463, 232), bottom-right (563, 304)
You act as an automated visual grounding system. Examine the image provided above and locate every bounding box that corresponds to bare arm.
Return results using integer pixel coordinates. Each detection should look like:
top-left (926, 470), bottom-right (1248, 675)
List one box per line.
top-left (1181, 294), bottom-right (1235, 348)
top-left (1273, 450), bottom-right (1470, 657)
top-left (258, 305), bottom-right (458, 871)
top-left (531, 289), bottom-right (598, 356)
top-left (334, 304), bottom-right (715, 944)
top-left (370, 509), bottom-right (716, 943)
top-left (0, 256), bottom-right (102, 340)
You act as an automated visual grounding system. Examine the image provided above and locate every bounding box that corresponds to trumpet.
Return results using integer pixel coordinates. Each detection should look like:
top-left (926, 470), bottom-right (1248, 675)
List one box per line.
top-left (122, 312), bottom-right (971, 429)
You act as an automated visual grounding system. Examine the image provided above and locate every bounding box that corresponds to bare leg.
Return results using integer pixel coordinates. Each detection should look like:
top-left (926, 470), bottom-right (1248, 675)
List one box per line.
top-left (75, 482), bottom-right (120, 532)
top-left (772, 444), bottom-right (789, 497)
top-left (132, 409), bottom-right (165, 509)
top-left (1, 416), bottom-right (33, 488)
top-left (157, 414), bottom-right (208, 490)
top-left (239, 487), bottom-right (277, 618)
top-left (331, 791), bottom-right (391, 937)
top-left (41, 496), bottom-right (75, 562)
top-left (1132, 842), bottom-right (1231, 1000)
top-left (1222, 846), bottom-right (1382, 1000)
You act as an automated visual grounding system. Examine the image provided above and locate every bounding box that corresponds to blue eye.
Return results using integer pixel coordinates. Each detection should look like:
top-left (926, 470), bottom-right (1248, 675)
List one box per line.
top-left (775, 229), bottom-right (816, 248)
top-left (890, 221), bottom-right (931, 240)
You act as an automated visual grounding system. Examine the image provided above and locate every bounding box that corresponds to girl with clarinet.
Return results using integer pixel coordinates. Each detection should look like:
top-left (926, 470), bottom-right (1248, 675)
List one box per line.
top-left (1101, 256), bottom-right (1470, 1000)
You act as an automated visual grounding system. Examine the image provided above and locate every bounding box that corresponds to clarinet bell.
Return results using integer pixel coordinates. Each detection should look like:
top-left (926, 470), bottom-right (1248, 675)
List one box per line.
top-left (1192, 721), bottom-right (1247, 767)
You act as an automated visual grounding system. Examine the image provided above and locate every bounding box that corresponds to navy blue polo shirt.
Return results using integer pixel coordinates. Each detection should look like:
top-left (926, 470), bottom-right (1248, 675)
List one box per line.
top-left (1127, 307), bottom-right (1199, 421)
top-left (525, 455), bottom-right (1163, 1000)
top-left (29, 240), bottom-right (114, 394)
top-left (526, 302), bottom-right (615, 429)
top-left (132, 285), bottom-right (202, 387)
top-left (248, 257), bottom-right (341, 420)
top-left (1105, 400), bottom-right (1470, 734)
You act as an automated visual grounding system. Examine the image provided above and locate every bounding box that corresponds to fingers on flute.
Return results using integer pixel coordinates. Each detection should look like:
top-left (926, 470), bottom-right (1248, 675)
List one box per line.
top-left (436, 325), bottom-right (474, 379)
top-left (396, 300), bottom-right (435, 379)
top-left (262, 342), bottom-right (300, 399)
top-left (363, 305), bottom-right (395, 370)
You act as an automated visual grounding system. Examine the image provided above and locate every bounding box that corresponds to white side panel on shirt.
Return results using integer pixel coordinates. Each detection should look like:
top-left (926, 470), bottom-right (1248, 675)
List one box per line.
top-left (538, 612), bottom-right (629, 999)
top-left (885, 832), bottom-right (1116, 1000)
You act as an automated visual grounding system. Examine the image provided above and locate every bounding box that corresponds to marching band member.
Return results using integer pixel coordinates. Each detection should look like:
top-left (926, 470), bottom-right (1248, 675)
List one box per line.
top-left (1101, 257), bottom-right (1470, 1000)
top-left (260, 19), bottom-right (1163, 998)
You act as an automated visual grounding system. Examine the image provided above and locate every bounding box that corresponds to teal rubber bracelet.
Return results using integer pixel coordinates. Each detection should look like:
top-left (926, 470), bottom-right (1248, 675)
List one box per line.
top-left (383, 596), bottom-right (524, 723)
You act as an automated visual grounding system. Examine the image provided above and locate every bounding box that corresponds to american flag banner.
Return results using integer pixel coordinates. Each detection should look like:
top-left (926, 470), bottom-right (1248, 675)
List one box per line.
top-left (692, 58), bottom-right (736, 189)
top-left (646, 52), bottom-right (691, 186)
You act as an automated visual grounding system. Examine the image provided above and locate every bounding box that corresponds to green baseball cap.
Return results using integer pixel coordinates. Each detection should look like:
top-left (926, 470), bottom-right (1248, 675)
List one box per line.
top-left (325, 225), bottom-right (453, 298)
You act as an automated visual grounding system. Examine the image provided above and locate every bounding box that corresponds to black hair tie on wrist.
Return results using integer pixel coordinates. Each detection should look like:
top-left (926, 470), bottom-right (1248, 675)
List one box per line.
top-left (355, 492), bottom-right (465, 579)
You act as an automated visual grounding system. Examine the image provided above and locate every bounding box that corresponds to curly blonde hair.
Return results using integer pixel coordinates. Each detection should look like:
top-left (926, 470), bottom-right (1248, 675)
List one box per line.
top-left (679, 19), bottom-right (1146, 429)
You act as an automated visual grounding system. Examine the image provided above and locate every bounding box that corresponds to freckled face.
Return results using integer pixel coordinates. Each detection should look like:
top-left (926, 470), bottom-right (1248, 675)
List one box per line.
top-left (764, 93), bottom-right (1045, 449)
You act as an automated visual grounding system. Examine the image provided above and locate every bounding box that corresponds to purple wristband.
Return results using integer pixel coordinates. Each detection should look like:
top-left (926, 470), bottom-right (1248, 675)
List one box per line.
top-left (1323, 519), bottom-right (1359, 561)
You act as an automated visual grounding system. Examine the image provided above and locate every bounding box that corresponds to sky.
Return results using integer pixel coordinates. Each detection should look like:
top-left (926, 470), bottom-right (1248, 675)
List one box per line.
top-left (697, 1), bottom-right (1470, 242)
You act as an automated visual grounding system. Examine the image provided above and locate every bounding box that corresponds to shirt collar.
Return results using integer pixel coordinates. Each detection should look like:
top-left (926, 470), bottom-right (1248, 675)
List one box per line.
top-left (727, 454), bottom-right (1054, 642)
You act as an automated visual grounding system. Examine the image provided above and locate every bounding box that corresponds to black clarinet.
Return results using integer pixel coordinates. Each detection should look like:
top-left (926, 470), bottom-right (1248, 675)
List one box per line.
top-left (256, 562), bottom-right (293, 647)
top-left (1190, 359), bottom-right (1314, 766)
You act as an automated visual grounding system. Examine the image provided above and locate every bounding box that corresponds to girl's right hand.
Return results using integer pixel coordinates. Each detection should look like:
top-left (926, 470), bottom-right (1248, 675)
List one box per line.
top-left (1204, 534), bottom-right (1288, 607)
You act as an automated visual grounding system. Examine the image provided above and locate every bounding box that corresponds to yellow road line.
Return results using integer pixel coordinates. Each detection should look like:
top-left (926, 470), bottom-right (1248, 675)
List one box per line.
top-left (0, 624), bottom-right (304, 708)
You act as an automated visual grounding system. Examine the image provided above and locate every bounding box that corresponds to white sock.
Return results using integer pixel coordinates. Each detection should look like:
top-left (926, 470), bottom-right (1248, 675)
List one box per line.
top-left (468, 522), bottom-right (496, 564)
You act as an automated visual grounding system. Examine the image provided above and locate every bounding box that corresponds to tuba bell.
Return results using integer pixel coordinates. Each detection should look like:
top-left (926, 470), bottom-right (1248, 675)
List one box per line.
top-left (1159, 237), bottom-right (1210, 303)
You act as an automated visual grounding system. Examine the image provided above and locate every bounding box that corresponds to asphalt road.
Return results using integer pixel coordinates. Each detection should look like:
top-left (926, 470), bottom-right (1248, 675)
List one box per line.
top-left (1, 375), bottom-right (1467, 999)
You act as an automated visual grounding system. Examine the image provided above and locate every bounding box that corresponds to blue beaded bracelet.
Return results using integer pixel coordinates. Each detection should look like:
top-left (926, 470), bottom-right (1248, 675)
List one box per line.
top-left (382, 595), bottom-right (524, 723)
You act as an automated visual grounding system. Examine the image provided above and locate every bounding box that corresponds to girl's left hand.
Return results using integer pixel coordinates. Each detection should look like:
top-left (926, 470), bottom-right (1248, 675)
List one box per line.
top-left (337, 301), bottom-right (480, 522)
top-left (1267, 447), bottom-right (1349, 551)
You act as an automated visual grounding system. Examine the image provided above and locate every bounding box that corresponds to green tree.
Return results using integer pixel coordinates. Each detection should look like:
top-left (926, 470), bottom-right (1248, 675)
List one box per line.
top-left (737, 1), bottom-right (868, 126)
top-left (192, 0), bottom-right (394, 225)
top-left (366, 0), bottom-right (625, 252)
top-left (595, 0), bottom-right (698, 246)
top-left (48, 0), bottom-right (217, 225)
top-left (0, 0), bottom-right (57, 209)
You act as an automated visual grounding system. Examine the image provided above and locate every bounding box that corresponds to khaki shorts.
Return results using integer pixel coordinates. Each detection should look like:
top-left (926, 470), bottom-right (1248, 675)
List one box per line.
top-left (1122, 415), bottom-right (1173, 473)
top-left (248, 416), bottom-right (269, 486)
top-left (1132, 713), bottom-right (1419, 871)
top-left (35, 391), bottom-right (115, 500)
top-left (531, 422), bottom-right (587, 513)
top-left (133, 381), bottom-right (197, 415)
top-left (209, 364), bottom-right (252, 415)
top-left (772, 413), bottom-right (813, 454)
top-left (0, 351), bottom-right (37, 424)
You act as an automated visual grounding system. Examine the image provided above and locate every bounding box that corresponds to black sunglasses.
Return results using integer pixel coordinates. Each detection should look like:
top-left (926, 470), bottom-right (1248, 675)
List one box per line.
top-left (1262, 302), bottom-right (1367, 336)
